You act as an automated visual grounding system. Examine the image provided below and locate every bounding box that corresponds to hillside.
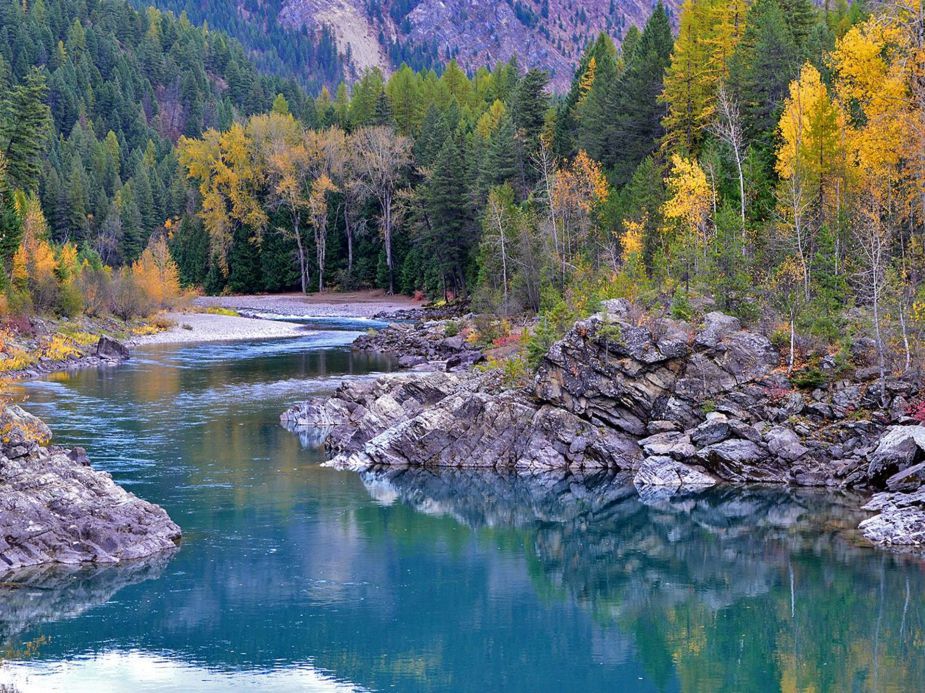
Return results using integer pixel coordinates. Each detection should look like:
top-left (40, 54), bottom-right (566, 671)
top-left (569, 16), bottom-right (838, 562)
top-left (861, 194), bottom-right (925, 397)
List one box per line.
top-left (138, 0), bottom-right (679, 90)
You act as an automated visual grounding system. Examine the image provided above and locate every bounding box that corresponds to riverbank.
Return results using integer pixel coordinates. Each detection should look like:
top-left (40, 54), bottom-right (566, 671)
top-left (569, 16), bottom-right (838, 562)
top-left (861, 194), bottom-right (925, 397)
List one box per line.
top-left (133, 291), bottom-right (428, 345)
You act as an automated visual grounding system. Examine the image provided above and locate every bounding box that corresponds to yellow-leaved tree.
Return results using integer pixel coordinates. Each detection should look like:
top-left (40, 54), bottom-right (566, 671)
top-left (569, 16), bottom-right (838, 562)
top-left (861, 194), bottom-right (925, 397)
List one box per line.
top-left (662, 154), bottom-right (712, 283)
top-left (132, 235), bottom-right (182, 310)
top-left (775, 62), bottom-right (844, 299)
top-left (661, 0), bottom-right (747, 152)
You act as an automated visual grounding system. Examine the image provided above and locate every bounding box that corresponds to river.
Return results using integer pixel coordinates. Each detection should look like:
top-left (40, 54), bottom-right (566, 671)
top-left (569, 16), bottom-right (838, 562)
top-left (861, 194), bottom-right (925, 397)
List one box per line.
top-left (2, 327), bottom-right (924, 692)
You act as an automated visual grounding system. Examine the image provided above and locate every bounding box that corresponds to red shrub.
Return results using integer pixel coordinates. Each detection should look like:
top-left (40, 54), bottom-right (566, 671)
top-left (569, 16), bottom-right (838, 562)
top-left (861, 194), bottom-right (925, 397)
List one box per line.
top-left (908, 400), bottom-right (925, 424)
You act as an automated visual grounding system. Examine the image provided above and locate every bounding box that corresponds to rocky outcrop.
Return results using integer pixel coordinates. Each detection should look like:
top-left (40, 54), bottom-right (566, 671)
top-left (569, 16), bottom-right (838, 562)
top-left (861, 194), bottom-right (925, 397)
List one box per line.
top-left (860, 485), bottom-right (925, 549)
top-left (283, 371), bottom-right (641, 472)
top-left (353, 320), bottom-right (483, 371)
top-left (535, 306), bottom-right (779, 435)
top-left (0, 406), bottom-right (181, 571)
top-left (286, 302), bottom-right (925, 552)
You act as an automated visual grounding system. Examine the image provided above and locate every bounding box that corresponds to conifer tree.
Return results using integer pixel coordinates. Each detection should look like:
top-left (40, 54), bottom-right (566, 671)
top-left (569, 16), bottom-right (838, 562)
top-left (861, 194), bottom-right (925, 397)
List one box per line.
top-left (0, 67), bottom-right (52, 191)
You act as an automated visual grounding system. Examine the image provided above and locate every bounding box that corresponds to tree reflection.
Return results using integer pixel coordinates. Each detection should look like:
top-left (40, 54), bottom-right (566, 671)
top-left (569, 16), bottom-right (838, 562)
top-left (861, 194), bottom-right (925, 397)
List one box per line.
top-left (356, 467), bottom-right (925, 691)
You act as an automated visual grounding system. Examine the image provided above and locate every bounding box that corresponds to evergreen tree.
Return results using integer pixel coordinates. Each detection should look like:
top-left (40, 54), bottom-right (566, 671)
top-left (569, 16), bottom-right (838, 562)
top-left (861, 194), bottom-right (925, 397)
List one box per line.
top-left (610, 3), bottom-right (673, 183)
top-left (729, 0), bottom-right (801, 146)
top-left (0, 67), bottom-right (52, 191)
top-left (512, 68), bottom-right (550, 160)
top-left (425, 133), bottom-right (472, 296)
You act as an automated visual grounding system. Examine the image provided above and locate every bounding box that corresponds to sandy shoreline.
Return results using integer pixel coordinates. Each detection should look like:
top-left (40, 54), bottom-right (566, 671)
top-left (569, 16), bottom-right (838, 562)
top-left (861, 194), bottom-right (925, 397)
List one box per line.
top-left (133, 291), bottom-right (419, 345)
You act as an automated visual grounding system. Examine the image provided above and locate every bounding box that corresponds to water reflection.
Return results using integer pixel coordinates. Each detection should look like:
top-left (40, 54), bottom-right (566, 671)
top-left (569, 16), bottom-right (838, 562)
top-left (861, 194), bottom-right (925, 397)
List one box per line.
top-left (0, 551), bottom-right (176, 642)
top-left (356, 467), bottom-right (925, 692)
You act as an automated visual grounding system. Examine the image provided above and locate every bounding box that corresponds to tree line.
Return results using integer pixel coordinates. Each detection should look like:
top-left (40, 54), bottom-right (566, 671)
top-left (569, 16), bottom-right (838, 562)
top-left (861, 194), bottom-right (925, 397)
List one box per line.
top-left (2, 0), bottom-right (924, 381)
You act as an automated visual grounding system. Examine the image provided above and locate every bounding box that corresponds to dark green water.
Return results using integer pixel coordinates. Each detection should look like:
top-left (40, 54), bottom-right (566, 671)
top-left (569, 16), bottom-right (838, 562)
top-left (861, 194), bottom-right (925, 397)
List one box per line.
top-left (2, 330), bottom-right (925, 692)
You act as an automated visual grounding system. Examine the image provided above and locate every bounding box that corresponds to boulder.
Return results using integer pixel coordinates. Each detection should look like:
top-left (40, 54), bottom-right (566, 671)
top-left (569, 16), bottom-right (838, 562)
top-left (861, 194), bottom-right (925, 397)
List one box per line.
top-left (96, 336), bottom-right (130, 360)
top-left (764, 426), bottom-right (810, 462)
top-left (0, 406), bottom-right (180, 571)
top-left (633, 456), bottom-right (716, 489)
top-left (866, 426), bottom-right (925, 486)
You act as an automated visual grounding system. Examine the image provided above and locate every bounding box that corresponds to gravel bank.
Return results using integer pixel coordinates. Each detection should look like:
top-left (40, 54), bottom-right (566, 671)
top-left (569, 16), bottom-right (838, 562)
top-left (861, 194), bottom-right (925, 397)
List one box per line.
top-left (194, 291), bottom-right (421, 319)
top-left (133, 312), bottom-right (308, 345)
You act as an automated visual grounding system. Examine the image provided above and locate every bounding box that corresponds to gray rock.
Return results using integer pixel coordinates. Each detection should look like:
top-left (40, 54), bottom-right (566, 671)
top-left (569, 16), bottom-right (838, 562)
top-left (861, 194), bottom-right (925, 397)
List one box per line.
top-left (633, 456), bottom-right (716, 489)
top-left (866, 426), bottom-right (925, 486)
top-left (860, 487), bottom-right (925, 548)
top-left (696, 439), bottom-right (783, 483)
top-left (0, 406), bottom-right (181, 571)
top-left (695, 312), bottom-right (741, 348)
top-left (690, 416), bottom-right (732, 448)
top-left (96, 336), bottom-right (129, 360)
top-left (535, 311), bottom-right (776, 436)
top-left (765, 426), bottom-right (810, 462)
top-left (639, 432), bottom-right (696, 460)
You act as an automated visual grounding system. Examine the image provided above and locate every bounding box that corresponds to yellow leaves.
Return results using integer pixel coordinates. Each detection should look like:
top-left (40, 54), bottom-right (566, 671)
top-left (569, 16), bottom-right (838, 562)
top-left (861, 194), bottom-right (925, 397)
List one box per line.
top-left (308, 174), bottom-right (337, 225)
top-left (776, 63), bottom-right (843, 186)
top-left (661, 0), bottom-right (744, 151)
top-left (476, 100), bottom-right (507, 139)
top-left (620, 218), bottom-right (645, 263)
top-left (41, 334), bottom-right (81, 362)
top-left (663, 154), bottom-right (711, 238)
top-left (578, 56), bottom-right (597, 103)
top-left (131, 235), bottom-right (182, 309)
top-left (831, 18), bottom-right (909, 191)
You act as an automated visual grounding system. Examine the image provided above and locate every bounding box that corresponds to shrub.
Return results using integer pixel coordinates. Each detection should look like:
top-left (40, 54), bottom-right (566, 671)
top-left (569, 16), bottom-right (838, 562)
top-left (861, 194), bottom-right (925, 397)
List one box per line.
top-left (792, 367), bottom-right (827, 390)
top-left (110, 270), bottom-right (154, 320)
top-left (670, 287), bottom-right (693, 321)
top-left (908, 400), bottom-right (925, 424)
top-left (56, 281), bottom-right (83, 317)
top-left (444, 321), bottom-right (460, 338)
top-left (42, 334), bottom-right (81, 361)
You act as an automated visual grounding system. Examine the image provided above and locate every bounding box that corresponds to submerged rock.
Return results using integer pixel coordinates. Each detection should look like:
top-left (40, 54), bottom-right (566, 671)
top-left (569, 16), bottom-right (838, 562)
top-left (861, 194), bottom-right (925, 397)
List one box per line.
top-left (0, 405), bottom-right (181, 571)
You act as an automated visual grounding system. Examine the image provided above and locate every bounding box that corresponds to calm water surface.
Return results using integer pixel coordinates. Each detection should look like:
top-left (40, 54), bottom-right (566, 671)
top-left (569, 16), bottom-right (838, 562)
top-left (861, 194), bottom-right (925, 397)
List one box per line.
top-left (1, 328), bottom-right (924, 692)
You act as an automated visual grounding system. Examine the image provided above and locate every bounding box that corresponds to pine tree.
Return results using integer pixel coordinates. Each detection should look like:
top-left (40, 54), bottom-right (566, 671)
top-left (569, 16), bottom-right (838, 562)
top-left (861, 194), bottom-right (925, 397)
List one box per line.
top-left (729, 0), bottom-right (801, 147)
top-left (0, 67), bottom-right (52, 191)
top-left (610, 3), bottom-right (673, 182)
top-left (426, 133), bottom-right (472, 296)
top-left (512, 69), bottom-right (551, 161)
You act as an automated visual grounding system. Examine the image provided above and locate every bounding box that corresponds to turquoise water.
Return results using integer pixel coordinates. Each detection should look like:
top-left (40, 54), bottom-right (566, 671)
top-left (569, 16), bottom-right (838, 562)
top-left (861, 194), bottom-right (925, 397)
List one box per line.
top-left (2, 330), bottom-right (925, 692)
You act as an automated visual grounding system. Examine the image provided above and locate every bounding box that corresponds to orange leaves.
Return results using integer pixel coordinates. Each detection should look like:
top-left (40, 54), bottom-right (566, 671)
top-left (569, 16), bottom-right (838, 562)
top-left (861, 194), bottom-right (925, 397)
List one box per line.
top-left (131, 236), bottom-right (182, 309)
top-left (553, 150), bottom-right (608, 216)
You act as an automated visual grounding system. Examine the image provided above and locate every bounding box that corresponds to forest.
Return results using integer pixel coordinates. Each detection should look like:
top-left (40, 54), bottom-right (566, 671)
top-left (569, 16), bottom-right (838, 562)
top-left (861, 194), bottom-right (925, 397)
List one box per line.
top-left (1, 0), bottom-right (923, 377)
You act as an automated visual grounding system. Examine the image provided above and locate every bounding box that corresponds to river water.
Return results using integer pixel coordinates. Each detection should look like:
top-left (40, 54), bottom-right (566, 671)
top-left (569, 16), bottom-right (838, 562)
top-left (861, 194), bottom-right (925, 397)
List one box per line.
top-left (2, 328), bottom-right (924, 692)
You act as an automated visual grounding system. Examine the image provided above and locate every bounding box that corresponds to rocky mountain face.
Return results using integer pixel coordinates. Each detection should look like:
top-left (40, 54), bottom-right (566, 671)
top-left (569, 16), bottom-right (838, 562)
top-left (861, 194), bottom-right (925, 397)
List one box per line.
top-left (279, 0), bottom-right (679, 88)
